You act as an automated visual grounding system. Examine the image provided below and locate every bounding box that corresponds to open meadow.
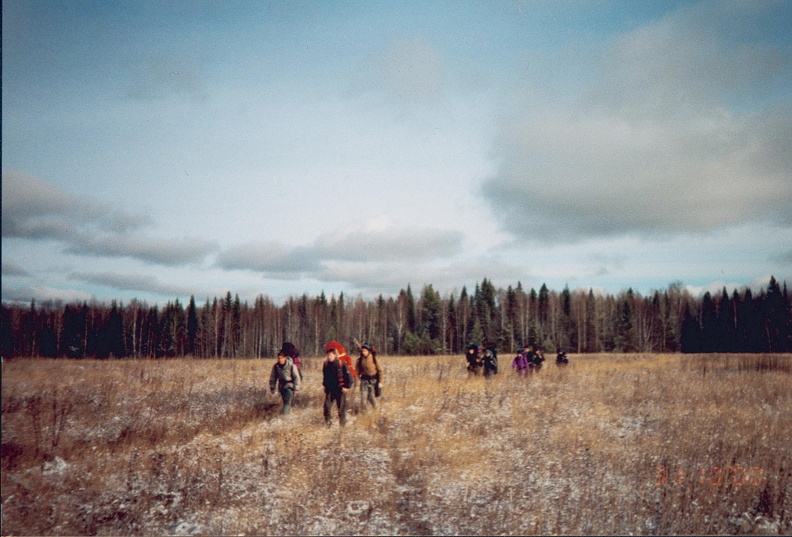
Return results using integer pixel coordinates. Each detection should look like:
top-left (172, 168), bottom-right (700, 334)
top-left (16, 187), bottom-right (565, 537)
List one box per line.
top-left (2, 353), bottom-right (791, 536)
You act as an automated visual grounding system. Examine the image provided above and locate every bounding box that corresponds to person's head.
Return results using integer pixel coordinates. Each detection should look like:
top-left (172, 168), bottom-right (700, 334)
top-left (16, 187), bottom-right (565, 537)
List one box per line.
top-left (277, 352), bottom-right (288, 365)
top-left (324, 340), bottom-right (345, 357)
top-left (326, 348), bottom-right (338, 361)
top-left (524, 345), bottom-right (531, 351)
top-left (361, 344), bottom-right (373, 358)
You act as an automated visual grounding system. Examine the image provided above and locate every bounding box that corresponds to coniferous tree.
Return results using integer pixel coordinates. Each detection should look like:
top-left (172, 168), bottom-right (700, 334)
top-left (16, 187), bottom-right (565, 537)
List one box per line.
top-left (614, 290), bottom-right (635, 352)
top-left (680, 303), bottom-right (700, 353)
top-left (699, 292), bottom-right (718, 352)
top-left (446, 293), bottom-right (457, 354)
top-left (186, 296), bottom-right (199, 357)
top-left (764, 276), bottom-right (785, 352)
top-left (420, 284), bottom-right (441, 348)
top-left (742, 289), bottom-right (764, 352)
top-left (1, 306), bottom-right (13, 358)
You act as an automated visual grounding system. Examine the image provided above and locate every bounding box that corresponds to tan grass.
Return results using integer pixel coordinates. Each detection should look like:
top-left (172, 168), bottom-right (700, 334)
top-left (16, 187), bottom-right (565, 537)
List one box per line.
top-left (2, 353), bottom-right (791, 535)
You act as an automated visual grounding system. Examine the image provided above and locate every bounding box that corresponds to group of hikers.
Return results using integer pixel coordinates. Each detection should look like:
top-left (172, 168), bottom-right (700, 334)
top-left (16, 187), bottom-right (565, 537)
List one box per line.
top-left (268, 339), bottom-right (382, 427)
top-left (465, 343), bottom-right (570, 378)
top-left (269, 339), bottom-right (569, 425)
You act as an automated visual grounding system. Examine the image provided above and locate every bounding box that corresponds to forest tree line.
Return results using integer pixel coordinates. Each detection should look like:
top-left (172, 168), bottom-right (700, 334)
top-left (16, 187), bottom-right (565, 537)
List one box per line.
top-left (1, 277), bottom-right (790, 359)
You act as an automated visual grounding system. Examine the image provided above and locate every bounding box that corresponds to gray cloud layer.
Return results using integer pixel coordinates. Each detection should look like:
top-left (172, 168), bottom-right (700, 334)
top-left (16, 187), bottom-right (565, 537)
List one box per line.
top-left (215, 226), bottom-right (464, 284)
top-left (314, 227), bottom-right (463, 262)
top-left (2, 260), bottom-right (30, 277)
top-left (65, 235), bottom-right (219, 266)
top-left (2, 171), bottom-right (147, 239)
top-left (3, 171), bottom-right (218, 266)
top-left (69, 272), bottom-right (194, 297)
top-left (216, 242), bottom-right (321, 275)
top-left (482, 2), bottom-right (792, 243)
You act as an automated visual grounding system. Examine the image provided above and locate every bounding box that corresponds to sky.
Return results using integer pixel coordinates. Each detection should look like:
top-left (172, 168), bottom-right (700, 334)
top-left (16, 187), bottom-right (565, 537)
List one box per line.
top-left (3, 0), bottom-right (792, 307)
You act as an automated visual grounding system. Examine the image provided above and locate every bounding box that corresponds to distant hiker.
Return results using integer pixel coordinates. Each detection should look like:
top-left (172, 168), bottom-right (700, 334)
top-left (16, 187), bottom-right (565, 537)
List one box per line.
top-left (556, 348), bottom-right (569, 366)
top-left (465, 344), bottom-right (483, 376)
top-left (323, 342), bottom-right (352, 427)
top-left (482, 347), bottom-right (498, 379)
top-left (530, 345), bottom-right (546, 373)
top-left (356, 343), bottom-right (383, 411)
top-left (512, 348), bottom-right (531, 377)
top-left (280, 342), bottom-right (303, 379)
top-left (269, 351), bottom-right (301, 415)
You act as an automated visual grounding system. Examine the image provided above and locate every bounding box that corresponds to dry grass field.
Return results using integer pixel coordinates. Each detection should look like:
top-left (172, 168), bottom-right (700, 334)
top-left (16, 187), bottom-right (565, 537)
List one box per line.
top-left (2, 353), bottom-right (791, 536)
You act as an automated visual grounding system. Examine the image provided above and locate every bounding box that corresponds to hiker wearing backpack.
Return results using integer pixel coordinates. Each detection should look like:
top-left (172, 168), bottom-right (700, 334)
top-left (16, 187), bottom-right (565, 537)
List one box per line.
top-left (482, 347), bottom-right (498, 379)
top-left (465, 344), bottom-right (483, 376)
top-left (269, 351), bottom-right (301, 415)
top-left (280, 342), bottom-right (303, 379)
top-left (556, 348), bottom-right (569, 366)
top-left (325, 340), bottom-right (357, 381)
top-left (356, 343), bottom-right (382, 411)
top-left (512, 347), bottom-right (531, 377)
top-left (323, 342), bottom-right (352, 427)
top-left (530, 345), bottom-right (546, 373)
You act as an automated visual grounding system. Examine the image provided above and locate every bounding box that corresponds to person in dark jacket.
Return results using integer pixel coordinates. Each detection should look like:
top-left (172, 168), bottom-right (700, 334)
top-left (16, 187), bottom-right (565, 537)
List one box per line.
top-left (269, 351), bottom-right (301, 415)
top-left (530, 345), bottom-right (546, 372)
top-left (482, 347), bottom-right (498, 379)
top-left (323, 342), bottom-right (352, 426)
top-left (465, 344), bottom-right (483, 376)
top-left (556, 348), bottom-right (569, 366)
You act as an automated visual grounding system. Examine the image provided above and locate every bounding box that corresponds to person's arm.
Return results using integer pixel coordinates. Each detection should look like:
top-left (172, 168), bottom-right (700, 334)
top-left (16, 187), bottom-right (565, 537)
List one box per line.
top-left (292, 363), bottom-right (301, 392)
top-left (341, 364), bottom-right (352, 393)
top-left (374, 356), bottom-right (383, 383)
top-left (269, 365), bottom-right (277, 392)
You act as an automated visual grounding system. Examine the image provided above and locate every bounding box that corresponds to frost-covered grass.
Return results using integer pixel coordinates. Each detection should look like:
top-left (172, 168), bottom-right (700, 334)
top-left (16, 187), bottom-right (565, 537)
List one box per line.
top-left (2, 353), bottom-right (790, 535)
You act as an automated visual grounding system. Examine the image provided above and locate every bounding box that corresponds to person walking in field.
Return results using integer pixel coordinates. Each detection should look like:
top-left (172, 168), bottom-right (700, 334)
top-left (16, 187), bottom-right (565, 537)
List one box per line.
top-left (269, 350), bottom-right (301, 415)
top-left (356, 343), bottom-right (382, 411)
top-left (530, 345), bottom-right (546, 373)
top-left (325, 340), bottom-right (357, 380)
top-left (323, 342), bottom-right (352, 427)
top-left (465, 344), bottom-right (483, 376)
top-left (556, 347), bottom-right (569, 366)
top-left (482, 347), bottom-right (498, 380)
top-left (512, 347), bottom-right (531, 377)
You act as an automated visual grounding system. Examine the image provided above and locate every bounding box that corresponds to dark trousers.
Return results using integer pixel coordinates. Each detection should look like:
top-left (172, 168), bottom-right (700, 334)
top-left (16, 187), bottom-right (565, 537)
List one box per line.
top-left (324, 390), bottom-right (347, 426)
top-left (279, 387), bottom-right (294, 415)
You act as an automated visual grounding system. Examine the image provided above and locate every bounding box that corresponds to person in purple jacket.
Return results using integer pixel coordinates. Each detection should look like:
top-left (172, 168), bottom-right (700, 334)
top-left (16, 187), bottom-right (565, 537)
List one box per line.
top-left (512, 346), bottom-right (531, 377)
